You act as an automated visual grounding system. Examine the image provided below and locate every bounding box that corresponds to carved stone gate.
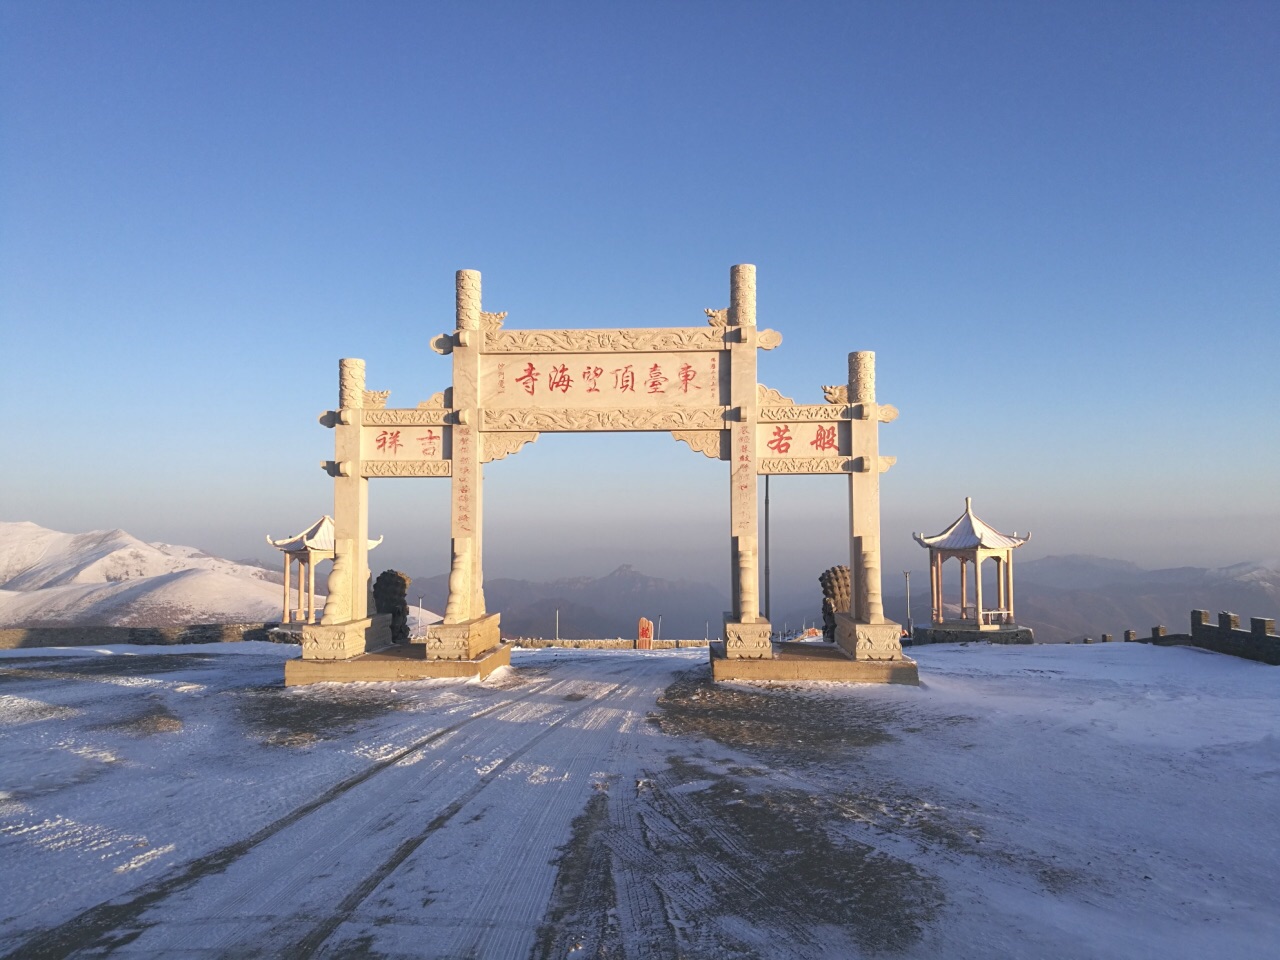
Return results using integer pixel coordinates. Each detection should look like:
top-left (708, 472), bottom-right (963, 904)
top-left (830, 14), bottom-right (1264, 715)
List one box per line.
top-left (288, 265), bottom-right (912, 684)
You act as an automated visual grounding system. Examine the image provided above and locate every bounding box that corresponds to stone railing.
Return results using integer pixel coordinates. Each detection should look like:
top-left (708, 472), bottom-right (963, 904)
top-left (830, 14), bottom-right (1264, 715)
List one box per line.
top-left (506, 638), bottom-right (709, 650)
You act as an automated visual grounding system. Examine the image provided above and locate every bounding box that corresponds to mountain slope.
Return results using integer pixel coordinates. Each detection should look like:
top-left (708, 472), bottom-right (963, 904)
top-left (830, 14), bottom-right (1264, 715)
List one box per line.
top-left (0, 522), bottom-right (287, 627)
top-left (0, 521), bottom-right (278, 590)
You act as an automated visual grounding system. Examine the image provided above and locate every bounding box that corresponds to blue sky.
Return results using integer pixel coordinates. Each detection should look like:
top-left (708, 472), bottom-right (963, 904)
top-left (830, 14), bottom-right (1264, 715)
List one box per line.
top-left (2, 1), bottom-right (1277, 595)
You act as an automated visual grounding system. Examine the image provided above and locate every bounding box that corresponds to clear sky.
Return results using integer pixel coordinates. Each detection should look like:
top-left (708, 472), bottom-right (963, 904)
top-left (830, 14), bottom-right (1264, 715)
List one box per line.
top-left (2, 1), bottom-right (1277, 597)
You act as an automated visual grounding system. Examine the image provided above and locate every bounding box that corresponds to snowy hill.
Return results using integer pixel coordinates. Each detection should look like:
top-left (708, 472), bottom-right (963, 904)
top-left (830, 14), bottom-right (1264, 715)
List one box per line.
top-left (0, 521), bottom-right (278, 590)
top-left (0, 521), bottom-right (289, 627)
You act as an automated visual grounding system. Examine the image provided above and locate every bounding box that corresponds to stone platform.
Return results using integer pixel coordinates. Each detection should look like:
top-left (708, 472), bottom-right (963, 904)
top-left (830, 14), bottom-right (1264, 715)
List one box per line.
top-left (709, 641), bottom-right (919, 684)
top-left (911, 626), bottom-right (1034, 646)
top-left (284, 643), bottom-right (510, 686)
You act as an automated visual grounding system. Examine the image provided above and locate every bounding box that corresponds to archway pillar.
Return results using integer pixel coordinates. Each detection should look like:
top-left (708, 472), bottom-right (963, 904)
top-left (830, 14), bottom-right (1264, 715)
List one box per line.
top-left (428, 268), bottom-right (501, 660)
top-left (301, 359), bottom-right (389, 660)
top-left (833, 351), bottom-right (907, 661)
top-left (722, 264), bottom-right (773, 659)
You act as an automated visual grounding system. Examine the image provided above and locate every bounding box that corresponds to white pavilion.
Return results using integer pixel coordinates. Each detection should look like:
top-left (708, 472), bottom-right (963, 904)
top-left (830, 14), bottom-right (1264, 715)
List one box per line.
top-left (267, 516), bottom-right (382, 625)
top-left (913, 498), bottom-right (1029, 632)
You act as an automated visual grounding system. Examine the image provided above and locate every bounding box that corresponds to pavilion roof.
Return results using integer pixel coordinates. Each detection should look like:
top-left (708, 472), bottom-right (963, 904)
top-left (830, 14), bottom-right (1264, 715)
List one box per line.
top-left (913, 498), bottom-right (1029, 551)
top-left (267, 516), bottom-right (383, 554)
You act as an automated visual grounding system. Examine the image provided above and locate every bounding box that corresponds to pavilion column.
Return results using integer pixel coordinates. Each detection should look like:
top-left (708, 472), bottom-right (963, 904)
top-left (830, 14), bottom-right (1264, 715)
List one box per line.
top-left (974, 556), bottom-right (985, 626)
top-left (282, 554), bottom-right (291, 623)
top-left (933, 554), bottom-right (942, 623)
top-left (995, 555), bottom-right (1006, 616)
top-left (959, 558), bottom-right (968, 620)
top-left (307, 557), bottom-right (316, 623)
top-left (1007, 552), bottom-right (1015, 622)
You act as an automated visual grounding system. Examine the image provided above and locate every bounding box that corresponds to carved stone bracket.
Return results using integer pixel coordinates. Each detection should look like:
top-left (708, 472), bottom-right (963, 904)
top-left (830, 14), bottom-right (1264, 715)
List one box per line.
top-left (481, 311), bottom-right (507, 331)
top-left (822, 385), bottom-right (848, 404)
top-left (483, 328), bottom-right (725, 354)
top-left (671, 430), bottom-right (726, 460)
top-left (759, 457), bottom-right (852, 475)
top-left (756, 384), bottom-right (794, 405)
top-left (482, 431), bottom-right (539, 463)
top-left (362, 461), bottom-right (452, 478)
top-left (362, 390), bottom-right (390, 409)
top-left (418, 390), bottom-right (451, 410)
top-left (879, 456), bottom-right (897, 473)
top-left (705, 308), bottom-right (728, 329)
top-left (482, 407), bottom-right (728, 432)
top-left (760, 404), bottom-right (850, 423)
top-left (363, 408), bottom-right (451, 426)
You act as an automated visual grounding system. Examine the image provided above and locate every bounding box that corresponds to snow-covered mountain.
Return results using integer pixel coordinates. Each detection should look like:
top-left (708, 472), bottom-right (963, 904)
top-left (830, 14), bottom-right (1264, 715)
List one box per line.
top-left (0, 521), bottom-right (289, 627)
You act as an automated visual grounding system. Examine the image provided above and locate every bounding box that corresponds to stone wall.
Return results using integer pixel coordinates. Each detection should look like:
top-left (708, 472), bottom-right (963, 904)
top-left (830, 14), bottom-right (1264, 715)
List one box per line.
top-left (1123, 612), bottom-right (1277, 665)
top-left (0, 623), bottom-right (275, 650)
top-left (508, 638), bottom-right (709, 650)
top-left (1187, 610), bottom-right (1280, 665)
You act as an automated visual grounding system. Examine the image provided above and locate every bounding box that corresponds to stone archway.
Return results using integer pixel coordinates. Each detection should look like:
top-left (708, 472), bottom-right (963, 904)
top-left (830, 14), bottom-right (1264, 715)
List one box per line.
top-left (285, 266), bottom-right (915, 686)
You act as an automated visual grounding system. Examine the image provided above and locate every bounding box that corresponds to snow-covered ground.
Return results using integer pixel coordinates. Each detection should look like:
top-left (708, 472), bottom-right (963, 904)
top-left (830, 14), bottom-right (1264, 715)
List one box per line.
top-left (0, 641), bottom-right (1275, 958)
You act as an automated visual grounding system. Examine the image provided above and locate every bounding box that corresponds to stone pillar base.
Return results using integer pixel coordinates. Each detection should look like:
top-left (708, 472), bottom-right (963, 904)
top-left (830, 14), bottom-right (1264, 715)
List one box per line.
top-left (423, 612), bottom-right (501, 661)
top-left (834, 613), bottom-right (905, 661)
top-left (723, 618), bottom-right (773, 659)
top-left (300, 614), bottom-right (392, 661)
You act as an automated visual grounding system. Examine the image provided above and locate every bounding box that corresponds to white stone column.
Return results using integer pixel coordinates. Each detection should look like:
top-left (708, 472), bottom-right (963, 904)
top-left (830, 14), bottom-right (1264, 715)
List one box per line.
top-left (834, 350), bottom-right (904, 660)
top-left (426, 270), bottom-right (500, 661)
top-left (722, 264), bottom-right (771, 659)
top-left (324, 358), bottom-right (370, 624)
top-left (847, 351), bottom-right (884, 622)
top-left (444, 269), bottom-right (484, 624)
top-left (960, 558), bottom-right (968, 620)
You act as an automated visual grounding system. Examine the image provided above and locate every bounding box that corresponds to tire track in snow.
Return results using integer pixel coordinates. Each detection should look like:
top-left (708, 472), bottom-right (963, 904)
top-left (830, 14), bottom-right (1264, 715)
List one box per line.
top-left (314, 655), bottom-right (690, 960)
top-left (1, 678), bottom-right (564, 960)
top-left (286, 677), bottom-right (628, 959)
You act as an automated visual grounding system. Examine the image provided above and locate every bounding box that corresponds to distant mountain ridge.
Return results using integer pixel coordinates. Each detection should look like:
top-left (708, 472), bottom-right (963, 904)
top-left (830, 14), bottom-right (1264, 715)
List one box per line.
top-left (409, 563), bottom-right (729, 641)
top-left (1001, 554), bottom-right (1279, 643)
top-left (1016, 553), bottom-right (1280, 593)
